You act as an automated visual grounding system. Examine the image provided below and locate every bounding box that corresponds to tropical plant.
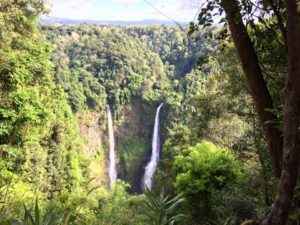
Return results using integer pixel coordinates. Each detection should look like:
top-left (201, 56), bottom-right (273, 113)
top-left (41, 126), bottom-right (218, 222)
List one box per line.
top-left (142, 187), bottom-right (185, 225)
top-left (0, 200), bottom-right (62, 225)
top-left (21, 200), bottom-right (60, 225)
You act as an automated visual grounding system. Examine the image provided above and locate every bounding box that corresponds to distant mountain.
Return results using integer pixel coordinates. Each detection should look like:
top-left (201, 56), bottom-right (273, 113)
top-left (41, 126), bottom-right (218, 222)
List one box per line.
top-left (39, 17), bottom-right (188, 26)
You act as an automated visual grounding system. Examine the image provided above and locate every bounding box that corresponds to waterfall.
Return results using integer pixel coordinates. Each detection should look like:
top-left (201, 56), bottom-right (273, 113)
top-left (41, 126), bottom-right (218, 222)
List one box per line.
top-left (143, 103), bottom-right (164, 189)
top-left (107, 105), bottom-right (117, 187)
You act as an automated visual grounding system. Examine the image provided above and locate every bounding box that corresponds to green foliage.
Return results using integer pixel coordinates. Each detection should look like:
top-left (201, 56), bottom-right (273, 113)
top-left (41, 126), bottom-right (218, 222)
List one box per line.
top-left (154, 124), bottom-right (192, 194)
top-left (174, 141), bottom-right (242, 194)
top-left (0, 1), bottom-right (281, 224)
top-left (143, 187), bottom-right (185, 225)
top-left (173, 141), bottom-right (243, 222)
top-left (163, 124), bottom-right (192, 161)
top-left (95, 181), bottom-right (145, 225)
top-left (0, 0), bottom-right (87, 204)
top-left (45, 25), bottom-right (172, 112)
top-left (20, 200), bottom-right (61, 225)
top-left (118, 137), bottom-right (151, 161)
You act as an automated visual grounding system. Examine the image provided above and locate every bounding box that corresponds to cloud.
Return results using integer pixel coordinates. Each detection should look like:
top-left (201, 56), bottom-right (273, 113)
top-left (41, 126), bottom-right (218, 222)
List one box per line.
top-left (47, 0), bottom-right (95, 19)
top-left (47, 0), bottom-right (202, 21)
top-left (142, 0), bottom-right (201, 21)
top-left (118, 0), bottom-right (138, 6)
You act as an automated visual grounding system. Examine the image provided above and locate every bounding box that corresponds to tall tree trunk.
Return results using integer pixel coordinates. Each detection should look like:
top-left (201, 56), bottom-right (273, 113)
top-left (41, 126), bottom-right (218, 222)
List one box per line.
top-left (263, 0), bottom-right (300, 224)
top-left (220, 0), bottom-right (283, 178)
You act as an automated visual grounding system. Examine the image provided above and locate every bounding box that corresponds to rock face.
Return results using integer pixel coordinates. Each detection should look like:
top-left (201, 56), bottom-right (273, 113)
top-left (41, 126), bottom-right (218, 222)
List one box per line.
top-left (115, 99), bottom-right (157, 193)
top-left (76, 99), bottom-right (165, 193)
top-left (79, 112), bottom-right (103, 157)
top-left (77, 111), bottom-right (108, 186)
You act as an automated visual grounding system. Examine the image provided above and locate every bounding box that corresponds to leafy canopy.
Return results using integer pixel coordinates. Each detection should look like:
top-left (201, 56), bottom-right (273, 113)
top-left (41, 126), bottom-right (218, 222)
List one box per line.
top-left (173, 141), bottom-right (242, 195)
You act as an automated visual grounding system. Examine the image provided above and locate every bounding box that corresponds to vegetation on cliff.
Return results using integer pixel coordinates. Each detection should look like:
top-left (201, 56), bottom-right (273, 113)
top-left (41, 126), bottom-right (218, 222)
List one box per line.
top-left (0, 0), bottom-right (297, 224)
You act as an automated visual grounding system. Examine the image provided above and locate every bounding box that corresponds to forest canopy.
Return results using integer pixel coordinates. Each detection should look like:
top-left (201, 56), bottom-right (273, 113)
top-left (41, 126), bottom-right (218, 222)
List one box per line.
top-left (0, 0), bottom-right (299, 225)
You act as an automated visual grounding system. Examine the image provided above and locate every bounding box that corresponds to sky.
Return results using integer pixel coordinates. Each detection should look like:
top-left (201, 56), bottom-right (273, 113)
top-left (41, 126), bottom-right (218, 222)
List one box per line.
top-left (46, 0), bottom-right (202, 22)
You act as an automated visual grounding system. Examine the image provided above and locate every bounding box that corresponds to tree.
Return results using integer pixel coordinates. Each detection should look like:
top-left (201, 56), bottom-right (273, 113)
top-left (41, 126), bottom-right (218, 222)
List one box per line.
top-left (219, 0), bottom-right (283, 179)
top-left (173, 141), bottom-right (242, 222)
top-left (0, 0), bottom-right (85, 199)
top-left (193, 0), bottom-right (300, 224)
top-left (263, 0), bottom-right (300, 224)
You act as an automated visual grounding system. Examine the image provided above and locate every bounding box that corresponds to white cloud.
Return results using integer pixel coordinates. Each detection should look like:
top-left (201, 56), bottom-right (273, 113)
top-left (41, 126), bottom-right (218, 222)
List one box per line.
top-left (118, 0), bottom-right (138, 6)
top-left (47, 0), bottom-right (95, 19)
top-left (46, 0), bottom-right (202, 21)
top-left (141, 0), bottom-right (201, 22)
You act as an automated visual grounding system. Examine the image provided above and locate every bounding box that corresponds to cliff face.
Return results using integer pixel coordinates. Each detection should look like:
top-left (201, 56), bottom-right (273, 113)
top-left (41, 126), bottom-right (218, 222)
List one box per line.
top-left (77, 111), bottom-right (108, 187)
top-left (115, 99), bottom-right (157, 193)
top-left (76, 99), bottom-right (163, 193)
top-left (79, 111), bottom-right (103, 157)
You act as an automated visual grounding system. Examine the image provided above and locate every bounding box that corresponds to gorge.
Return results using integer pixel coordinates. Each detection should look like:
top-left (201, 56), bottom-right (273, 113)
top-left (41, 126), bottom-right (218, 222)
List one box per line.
top-left (106, 102), bottom-right (164, 191)
top-left (1, 3), bottom-right (283, 222)
top-left (41, 24), bottom-right (214, 193)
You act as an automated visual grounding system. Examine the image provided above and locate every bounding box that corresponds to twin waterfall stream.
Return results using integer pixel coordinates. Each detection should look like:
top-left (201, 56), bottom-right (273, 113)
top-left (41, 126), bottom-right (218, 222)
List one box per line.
top-left (143, 103), bottom-right (164, 189)
top-left (106, 105), bottom-right (117, 186)
top-left (106, 103), bottom-right (163, 190)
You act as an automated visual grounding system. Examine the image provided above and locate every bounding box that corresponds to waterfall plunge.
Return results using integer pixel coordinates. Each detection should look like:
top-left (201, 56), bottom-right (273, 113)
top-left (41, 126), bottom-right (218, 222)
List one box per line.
top-left (107, 105), bottom-right (117, 187)
top-left (143, 103), bottom-right (164, 189)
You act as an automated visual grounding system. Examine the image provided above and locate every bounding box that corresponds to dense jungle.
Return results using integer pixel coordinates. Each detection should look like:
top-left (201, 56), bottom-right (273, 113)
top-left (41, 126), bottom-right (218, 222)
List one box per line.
top-left (0, 0), bottom-right (299, 225)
